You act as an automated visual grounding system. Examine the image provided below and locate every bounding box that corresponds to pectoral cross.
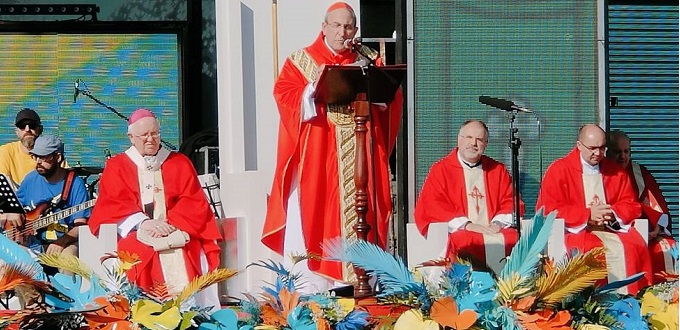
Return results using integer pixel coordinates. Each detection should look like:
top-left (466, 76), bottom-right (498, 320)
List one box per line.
top-left (468, 186), bottom-right (485, 214)
top-left (145, 184), bottom-right (152, 190)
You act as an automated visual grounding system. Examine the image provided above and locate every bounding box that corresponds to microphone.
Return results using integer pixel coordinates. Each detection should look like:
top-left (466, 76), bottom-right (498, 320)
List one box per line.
top-left (343, 38), bottom-right (359, 51)
top-left (479, 96), bottom-right (533, 113)
top-left (73, 79), bottom-right (81, 103)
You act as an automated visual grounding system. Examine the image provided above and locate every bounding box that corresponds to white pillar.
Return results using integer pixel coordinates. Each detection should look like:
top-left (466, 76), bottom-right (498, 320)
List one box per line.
top-left (215, 0), bottom-right (359, 297)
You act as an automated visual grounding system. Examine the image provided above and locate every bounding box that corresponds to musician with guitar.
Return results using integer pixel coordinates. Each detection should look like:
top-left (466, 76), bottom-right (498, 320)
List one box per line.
top-left (3, 135), bottom-right (92, 258)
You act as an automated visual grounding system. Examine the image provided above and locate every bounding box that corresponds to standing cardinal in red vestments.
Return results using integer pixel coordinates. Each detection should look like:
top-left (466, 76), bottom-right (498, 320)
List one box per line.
top-left (415, 120), bottom-right (522, 272)
top-left (261, 2), bottom-right (403, 291)
top-left (89, 109), bottom-right (221, 308)
top-left (537, 124), bottom-right (651, 294)
top-left (607, 130), bottom-right (677, 283)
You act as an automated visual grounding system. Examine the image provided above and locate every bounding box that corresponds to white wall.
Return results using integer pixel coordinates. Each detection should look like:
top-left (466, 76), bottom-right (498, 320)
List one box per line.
top-left (215, 0), bottom-right (359, 296)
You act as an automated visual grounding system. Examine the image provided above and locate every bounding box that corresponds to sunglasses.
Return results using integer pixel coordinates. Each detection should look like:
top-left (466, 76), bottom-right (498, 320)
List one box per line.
top-left (16, 121), bottom-right (40, 130)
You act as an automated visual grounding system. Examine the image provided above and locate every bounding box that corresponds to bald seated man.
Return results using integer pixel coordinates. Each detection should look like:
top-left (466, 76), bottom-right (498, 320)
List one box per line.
top-left (537, 124), bottom-right (651, 294)
top-left (415, 120), bottom-right (523, 272)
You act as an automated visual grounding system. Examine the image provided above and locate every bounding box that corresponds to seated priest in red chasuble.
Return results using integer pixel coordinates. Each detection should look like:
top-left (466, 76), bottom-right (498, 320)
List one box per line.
top-left (415, 120), bottom-right (523, 272)
top-left (261, 1), bottom-right (403, 292)
top-left (89, 109), bottom-right (222, 309)
top-left (537, 124), bottom-right (652, 294)
top-left (606, 130), bottom-right (677, 284)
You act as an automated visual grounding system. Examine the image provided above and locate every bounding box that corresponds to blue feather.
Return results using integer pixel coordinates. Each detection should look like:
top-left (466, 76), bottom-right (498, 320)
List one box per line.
top-left (595, 272), bottom-right (646, 294)
top-left (0, 233), bottom-right (45, 281)
top-left (499, 208), bottom-right (555, 282)
top-left (323, 239), bottom-right (428, 299)
top-left (248, 259), bottom-right (300, 292)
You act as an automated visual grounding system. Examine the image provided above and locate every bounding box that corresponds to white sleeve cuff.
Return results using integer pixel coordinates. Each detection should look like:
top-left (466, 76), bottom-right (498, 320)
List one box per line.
top-left (610, 211), bottom-right (631, 232)
top-left (301, 82), bottom-right (317, 122)
top-left (447, 217), bottom-right (470, 233)
top-left (658, 213), bottom-right (669, 229)
top-left (566, 222), bottom-right (587, 234)
top-left (491, 213), bottom-right (513, 228)
top-left (118, 212), bottom-right (148, 238)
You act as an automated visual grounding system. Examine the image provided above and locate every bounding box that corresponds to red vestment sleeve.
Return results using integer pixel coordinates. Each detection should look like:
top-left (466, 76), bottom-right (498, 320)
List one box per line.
top-left (603, 162), bottom-right (642, 225)
top-left (261, 58), bottom-right (309, 254)
top-left (414, 156), bottom-right (467, 236)
top-left (640, 166), bottom-right (671, 227)
top-left (536, 150), bottom-right (592, 228)
top-left (537, 148), bottom-right (641, 227)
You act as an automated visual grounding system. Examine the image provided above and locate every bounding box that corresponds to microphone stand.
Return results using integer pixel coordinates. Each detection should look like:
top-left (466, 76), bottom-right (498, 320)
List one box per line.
top-left (508, 111), bottom-right (522, 234)
top-left (76, 83), bottom-right (177, 150)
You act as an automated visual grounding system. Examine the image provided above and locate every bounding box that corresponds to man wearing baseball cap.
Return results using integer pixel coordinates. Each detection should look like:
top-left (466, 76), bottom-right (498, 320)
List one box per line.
top-left (5, 135), bottom-right (90, 256)
top-left (0, 108), bottom-right (43, 186)
top-left (3, 135), bottom-right (90, 309)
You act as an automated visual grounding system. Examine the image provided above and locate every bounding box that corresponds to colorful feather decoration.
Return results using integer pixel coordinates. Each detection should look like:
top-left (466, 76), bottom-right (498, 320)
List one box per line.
top-left (497, 209), bottom-right (555, 304)
top-left (323, 238), bottom-right (428, 299)
top-left (37, 252), bottom-right (94, 281)
top-left (172, 268), bottom-right (238, 307)
top-left (0, 233), bottom-right (45, 281)
top-left (534, 247), bottom-right (608, 309)
top-left (0, 263), bottom-right (50, 294)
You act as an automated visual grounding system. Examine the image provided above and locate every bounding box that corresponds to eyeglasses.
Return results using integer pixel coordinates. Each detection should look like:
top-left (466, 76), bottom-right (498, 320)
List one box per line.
top-left (131, 132), bottom-right (160, 140)
top-left (578, 141), bottom-right (607, 152)
top-left (326, 22), bottom-right (356, 31)
top-left (30, 153), bottom-right (57, 163)
top-left (16, 121), bottom-right (40, 130)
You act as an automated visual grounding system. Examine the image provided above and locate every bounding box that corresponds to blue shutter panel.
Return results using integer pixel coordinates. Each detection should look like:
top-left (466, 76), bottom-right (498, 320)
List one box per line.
top-left (607, 4), bottom-right (679, 235)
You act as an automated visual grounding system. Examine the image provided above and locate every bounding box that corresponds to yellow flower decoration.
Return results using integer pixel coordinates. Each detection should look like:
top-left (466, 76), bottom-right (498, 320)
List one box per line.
top-left (131, 299), bottom-right (181, 330)
top-left (394, 309), bottom-right (439, 330)
top-left (337, 298), bottom-right (356, 317)
top-left (640, 291), bottom-right (679, 330)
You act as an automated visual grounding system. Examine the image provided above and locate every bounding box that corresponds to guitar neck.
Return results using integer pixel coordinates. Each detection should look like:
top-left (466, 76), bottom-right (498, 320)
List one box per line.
top-left (32, 199), bottom-right (96, 231)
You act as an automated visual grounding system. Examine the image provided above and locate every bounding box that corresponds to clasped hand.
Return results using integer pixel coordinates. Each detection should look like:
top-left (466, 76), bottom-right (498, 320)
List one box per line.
top-left (464, 222), bottom-right (501, 234)
top-left (589, 202), bottom-right (614, 227)
top-left (140, 219), bottom-right (176, 238)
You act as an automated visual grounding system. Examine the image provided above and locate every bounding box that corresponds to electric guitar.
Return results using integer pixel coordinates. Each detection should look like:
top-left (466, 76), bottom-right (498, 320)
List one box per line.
top-left (4, 199), bottom-right (96, 244)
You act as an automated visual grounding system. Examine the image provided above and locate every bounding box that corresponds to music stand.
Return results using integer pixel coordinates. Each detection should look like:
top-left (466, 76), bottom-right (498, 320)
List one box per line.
top-left (314, 64), bottom-right (406, 297)
top-left (0, 174), bottom-right (25, 215)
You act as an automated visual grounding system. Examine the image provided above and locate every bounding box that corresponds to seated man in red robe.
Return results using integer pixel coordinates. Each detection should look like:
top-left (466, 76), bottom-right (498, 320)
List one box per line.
top-left (261, 2), bottom-right (402, 292)
top-left (89, 109), bottom-right (221, 308)
top-left (415, 120), bottom-right (521, 272)
top-left (607, 130), bottom-right (677, 282)
top-left (537, 124), bottom-right (651, 294)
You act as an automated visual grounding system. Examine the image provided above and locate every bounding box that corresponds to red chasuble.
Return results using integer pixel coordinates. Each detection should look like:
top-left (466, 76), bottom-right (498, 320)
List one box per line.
top-left (261, 33), bottom-right (403, 281)
top-left (89, 152), bottom-right (221, 292)
top-left (627, 162), bottom-right (677, 282)
top-left (536, 148), bottom-right (651, 293)
top-left (414, 149), bottom-right (522, 267)
top-left (627, 162), bottom-right (671, 228)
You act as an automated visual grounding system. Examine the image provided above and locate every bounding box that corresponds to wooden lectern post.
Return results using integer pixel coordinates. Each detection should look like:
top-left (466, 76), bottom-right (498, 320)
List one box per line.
top-left (315, 65), bottom-right (406, 297)
top-left (351, 93), bottom-right (371, 296)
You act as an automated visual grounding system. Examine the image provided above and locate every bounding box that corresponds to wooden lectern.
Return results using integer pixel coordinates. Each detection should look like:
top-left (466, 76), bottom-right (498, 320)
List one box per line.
top-left (314, 64), bottom-right (406, 297)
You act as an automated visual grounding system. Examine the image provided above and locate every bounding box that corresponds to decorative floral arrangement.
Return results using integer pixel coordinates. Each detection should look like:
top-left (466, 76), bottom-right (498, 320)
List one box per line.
top-left (0, 230), bottom-right (237, 330)
top-left (316, 210), bottom-right (679, 330)
top-left (0, 210), bottom-right (675, 330)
